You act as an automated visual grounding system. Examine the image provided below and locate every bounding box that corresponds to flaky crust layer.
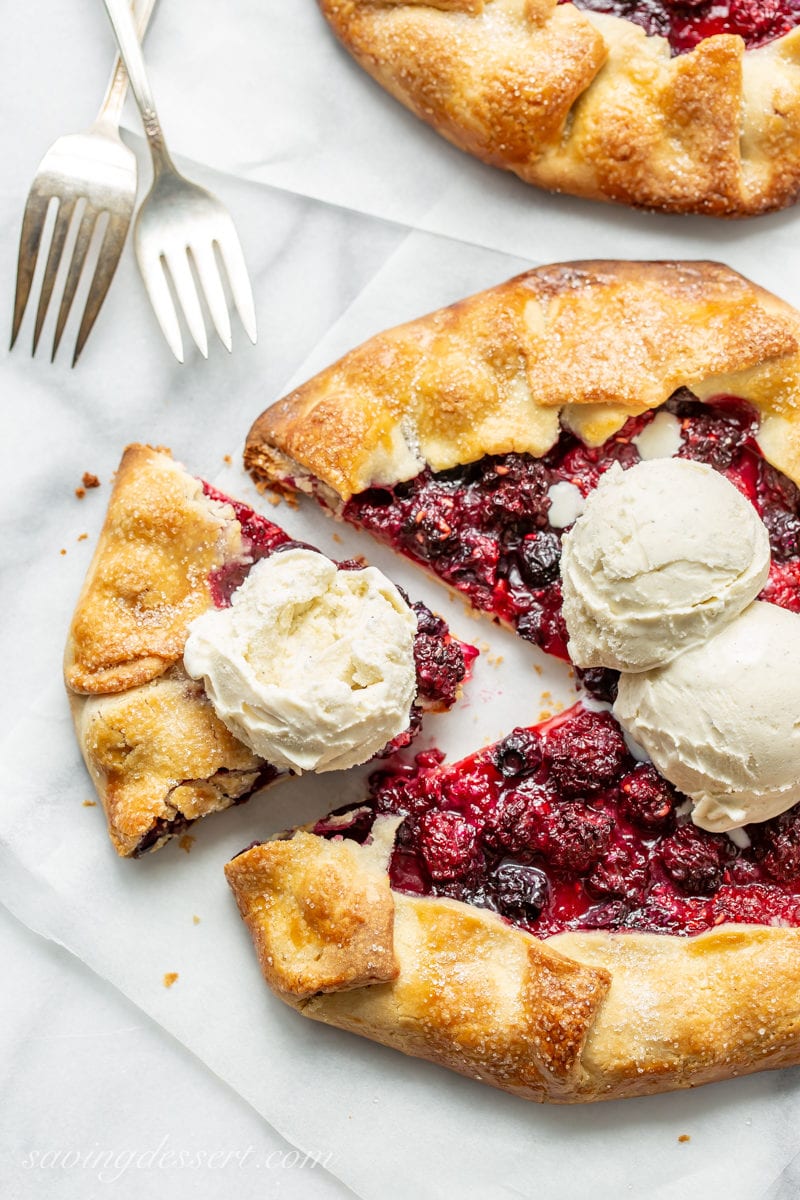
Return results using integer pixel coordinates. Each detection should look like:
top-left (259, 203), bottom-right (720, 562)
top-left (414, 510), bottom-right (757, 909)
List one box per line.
top-left (64, 445), bottom-right (280, 856)
top-left (245, 260), bottom-right (800, 501)
top-left (226, 829), bottom-right (800, 1102)
top-left (65, 444), bottom-right (243, 695)
top-left (318, 0), bottom-right (800, 216)
top-left (71, 668), bottom-right (267, 857)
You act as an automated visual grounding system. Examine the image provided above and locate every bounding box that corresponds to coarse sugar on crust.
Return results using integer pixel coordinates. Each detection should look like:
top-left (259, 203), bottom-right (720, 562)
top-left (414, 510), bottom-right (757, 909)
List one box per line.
top-left (317, 0), bottom-right (800, 216)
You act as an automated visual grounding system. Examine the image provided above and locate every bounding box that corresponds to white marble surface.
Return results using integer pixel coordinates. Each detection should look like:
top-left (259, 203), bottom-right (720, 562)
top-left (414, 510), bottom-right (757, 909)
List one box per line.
top-left (3, 3), bottom-right (800, 1198)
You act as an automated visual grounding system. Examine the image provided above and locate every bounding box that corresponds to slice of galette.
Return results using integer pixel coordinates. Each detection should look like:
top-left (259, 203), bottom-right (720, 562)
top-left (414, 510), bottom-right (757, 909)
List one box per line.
top-left (65, 445), bottom-right (476, 857)
top-left (245, 260), bottom-right (800, 693)
top-left (316, 0), bottom-right (800, 215)
top-left (226, 702), bottom-right (800, 1103)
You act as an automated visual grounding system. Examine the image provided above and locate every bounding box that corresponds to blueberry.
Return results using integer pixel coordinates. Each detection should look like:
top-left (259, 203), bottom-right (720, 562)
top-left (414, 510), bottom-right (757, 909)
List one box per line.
top-left (491, 860), bottom-right (549, 920)
top-left (519, 532), bottom-right (562, 588)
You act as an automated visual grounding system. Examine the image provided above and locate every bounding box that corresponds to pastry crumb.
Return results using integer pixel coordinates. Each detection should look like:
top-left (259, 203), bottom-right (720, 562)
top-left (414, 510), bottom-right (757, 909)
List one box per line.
top-left (192, 915), bottom-right (201, 925)
top-left (82, 472), bottom-right (100, 489)
top-left (77, 533), bottom-right (88, 542)
top-left (268, 493), bottom-right (282, 507)
top-left (678, 1134), bottom-right (691, 1144)
top-left (75, 487), bottom-right (85, 499)
top-left (539, 710), bottom-right (552, 721)
top-left (332, 532), bottom-right (343, 544)
top-left (163, 972), bottom-right (179, 988)
top-left (178, 834), bottom-right (196, 854)
top-left (223, 454), bottom-right (232, 464)
top-left (533, 664), bottom-right (542, 676)
top-left (60, 548), bottom-right (67, 556)
top-left (82, 799), bottom-right (97, 807)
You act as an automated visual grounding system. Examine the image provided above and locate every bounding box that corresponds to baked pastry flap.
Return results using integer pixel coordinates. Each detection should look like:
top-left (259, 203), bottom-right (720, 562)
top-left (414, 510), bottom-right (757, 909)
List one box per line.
top-left (318, 1), bottom-right (800, 215)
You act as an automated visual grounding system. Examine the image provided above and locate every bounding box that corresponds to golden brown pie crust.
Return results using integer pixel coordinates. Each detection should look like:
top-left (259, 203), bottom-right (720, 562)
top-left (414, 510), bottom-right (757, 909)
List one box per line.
top-left (226, 829), bottom-right (800, 1102)
top-left (64, 444), bottom-right (280, 856)
top-left (65, 444), bottom-right (243, 696)
top-left (245, 261), bottom-right (800, 500)
top-left (317, 0), bottom-right (800, 216)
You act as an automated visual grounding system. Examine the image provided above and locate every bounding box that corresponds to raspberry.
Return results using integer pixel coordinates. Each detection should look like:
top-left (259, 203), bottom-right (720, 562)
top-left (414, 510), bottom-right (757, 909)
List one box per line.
top-left (544, 710), bottom-right (629, 796)
top-left (480, 455), bottom-right (551, 528)
top-left (413, 634), bottom-right (466, 707)
top-left (482, 786), bottom-right (553, 854)
top-left (518, 532), bottom-right (562, 588)
top-left (440, 760), bottom-right (501, 816)
top-left (490, 861), bottom-right (549, 921)
top-left (619, 764), bottom-right (678, 831)
top-left (677, 406), bottom-right (754, 470)
top-left (712, 883), bottom-right (800, 926)
top-left (404, 493), bottom-right (459, 559)
top-left (760, 560), bottom-right (800, 614)
top-left (418, 810), bottom-right (482, 880)
top-left (444, 529), bottom-right (501, 603)
top-left (530, 802), bottom-right (613, 874)
top-left (658, 824), bottom-right (734, 894)
top-left (762, 506), bottom-right (800, 563)
top-left (493, 729), bottom-right (542, 779)
top-left (369, 760), bottom-right (438, 819)
top-left (587, 842), bottom-right (649, 903)
top-left (754, 810), bottom-right (800, 882)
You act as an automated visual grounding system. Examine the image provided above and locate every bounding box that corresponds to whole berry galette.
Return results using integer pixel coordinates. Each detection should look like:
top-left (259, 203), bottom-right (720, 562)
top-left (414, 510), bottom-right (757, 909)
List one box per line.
top-left (64, 445), bottom-right (475, 856)
top-left (230, 261), bottom-right (800, 1102)
top-left (317, 0), bottom-right (800, 215)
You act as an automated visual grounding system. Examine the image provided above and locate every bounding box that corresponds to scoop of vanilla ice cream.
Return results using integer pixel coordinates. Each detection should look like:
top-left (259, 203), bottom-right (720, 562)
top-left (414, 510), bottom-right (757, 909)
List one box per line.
top-left (560, 459), bottom-right (770, 673)
top-left (614, 602), bottom-right (800, 831)
top-left (183, 548), bottom-right (418, 772)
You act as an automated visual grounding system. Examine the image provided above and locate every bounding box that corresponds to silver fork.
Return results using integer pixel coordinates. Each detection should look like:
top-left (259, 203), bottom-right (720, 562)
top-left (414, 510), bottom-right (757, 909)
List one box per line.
top-left (10, 0), bottom-right (157, 366)
top-left (102, 0), bottom-right (257, 362)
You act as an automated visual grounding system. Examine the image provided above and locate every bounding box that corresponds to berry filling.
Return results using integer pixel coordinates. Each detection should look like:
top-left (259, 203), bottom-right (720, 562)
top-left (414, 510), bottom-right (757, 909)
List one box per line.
top-left (562, 0), bottom-right (800, 55)
top-left (344, 392), bottom-right (800, 677)
top-left (311, 706), bottom-right (800, 936)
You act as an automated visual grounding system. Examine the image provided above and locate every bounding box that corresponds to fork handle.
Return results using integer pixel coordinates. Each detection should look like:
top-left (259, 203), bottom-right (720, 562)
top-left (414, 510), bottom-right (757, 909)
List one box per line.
top-left (102, 0), bottom-right (173, 170)
top-left (96, 0), bottom-right (158, 129)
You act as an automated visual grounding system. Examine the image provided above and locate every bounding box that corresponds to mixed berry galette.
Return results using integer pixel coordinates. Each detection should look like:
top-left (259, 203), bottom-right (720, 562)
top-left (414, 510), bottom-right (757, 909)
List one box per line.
top-left (230, 261), bottom-right (800, 1101)
top-left (64, 445), bottom-right (475, 856)
top-left (317, 0), bottom-right (800, 215)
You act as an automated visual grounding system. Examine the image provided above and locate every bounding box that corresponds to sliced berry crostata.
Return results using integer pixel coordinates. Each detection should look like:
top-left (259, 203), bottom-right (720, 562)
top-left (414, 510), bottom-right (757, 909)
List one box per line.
top-left (316, 0), bottom-right (800, 214)
top-left (230, 261), bottom-right (800, 1101)
top-left (65, 445), bottom-right (475, 856)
